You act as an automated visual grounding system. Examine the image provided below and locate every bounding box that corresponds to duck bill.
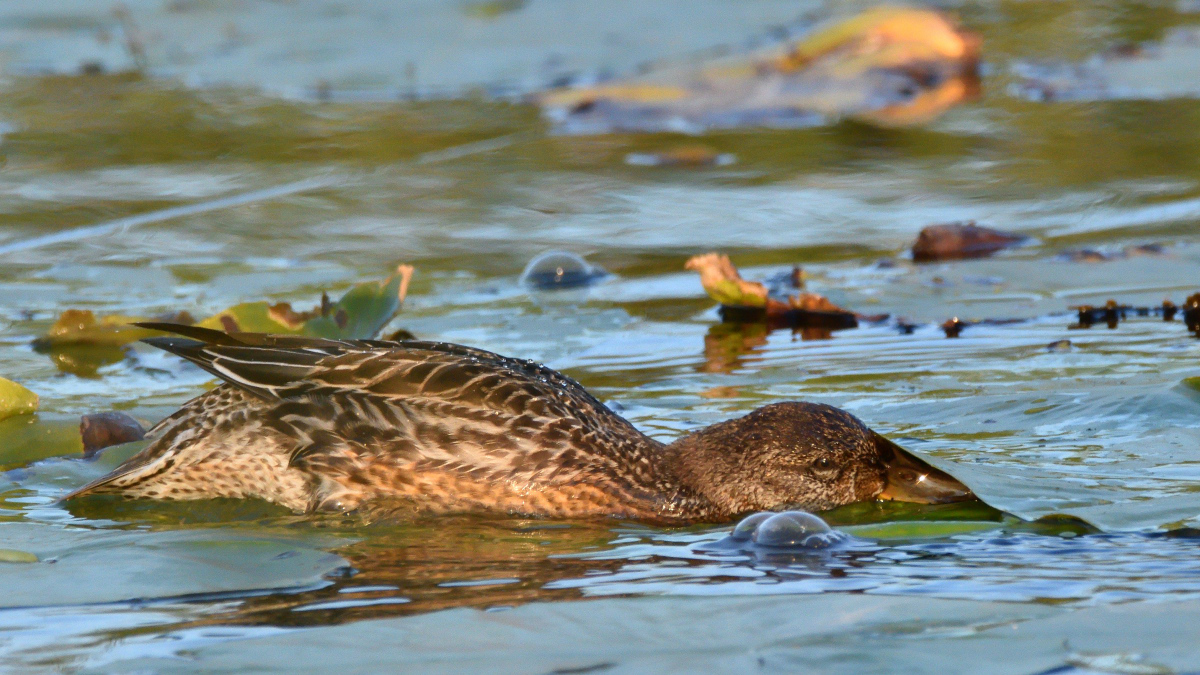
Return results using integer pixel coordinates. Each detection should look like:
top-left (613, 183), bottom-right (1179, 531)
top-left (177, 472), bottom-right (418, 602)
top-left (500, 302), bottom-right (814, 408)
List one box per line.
top-left (873, 433), bottom-right (975, 504)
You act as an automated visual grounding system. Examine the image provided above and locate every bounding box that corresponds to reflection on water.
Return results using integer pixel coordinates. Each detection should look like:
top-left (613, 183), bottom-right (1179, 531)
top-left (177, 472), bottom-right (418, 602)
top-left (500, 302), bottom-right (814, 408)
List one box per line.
top-left (25, 507), bottom-right (1197, 655)
top-left (700, 322), bottom-right (771, 374)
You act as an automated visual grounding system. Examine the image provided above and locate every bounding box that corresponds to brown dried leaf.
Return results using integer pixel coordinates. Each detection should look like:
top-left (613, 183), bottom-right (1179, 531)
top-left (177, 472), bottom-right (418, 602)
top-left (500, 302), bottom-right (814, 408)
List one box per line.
top-left (912, 222), bottom-right (1027, 262)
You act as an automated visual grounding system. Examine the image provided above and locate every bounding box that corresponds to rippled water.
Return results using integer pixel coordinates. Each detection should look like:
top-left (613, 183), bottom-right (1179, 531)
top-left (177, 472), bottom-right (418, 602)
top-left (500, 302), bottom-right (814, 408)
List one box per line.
top-left (4, 1), bottom-right (1200, 673)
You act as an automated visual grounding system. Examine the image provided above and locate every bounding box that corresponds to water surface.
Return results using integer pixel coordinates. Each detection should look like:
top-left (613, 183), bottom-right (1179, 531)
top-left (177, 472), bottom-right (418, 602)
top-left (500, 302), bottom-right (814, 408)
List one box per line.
top-left (3, 1), bottom-right (1200, 673)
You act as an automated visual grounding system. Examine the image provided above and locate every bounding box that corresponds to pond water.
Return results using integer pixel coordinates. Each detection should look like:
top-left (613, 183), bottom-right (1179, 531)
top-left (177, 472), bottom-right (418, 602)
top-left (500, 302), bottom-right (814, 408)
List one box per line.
top-left (3, 1), bottom-right (1200, 673)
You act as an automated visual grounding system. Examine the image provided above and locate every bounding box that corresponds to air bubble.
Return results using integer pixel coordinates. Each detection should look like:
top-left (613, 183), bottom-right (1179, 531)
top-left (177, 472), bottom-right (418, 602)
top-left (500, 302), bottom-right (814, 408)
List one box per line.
top-left (521, 251), bottom-right (606, 290)
top-left (733, 510), bottom-right (847, 549)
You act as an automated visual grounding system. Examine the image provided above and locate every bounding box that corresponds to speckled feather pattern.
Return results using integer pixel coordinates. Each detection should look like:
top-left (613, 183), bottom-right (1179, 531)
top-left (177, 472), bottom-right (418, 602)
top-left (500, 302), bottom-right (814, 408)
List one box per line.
top-left (70, 326), bottom-right (904, 521)
top-left (71, 330), bottom-right (695, 518)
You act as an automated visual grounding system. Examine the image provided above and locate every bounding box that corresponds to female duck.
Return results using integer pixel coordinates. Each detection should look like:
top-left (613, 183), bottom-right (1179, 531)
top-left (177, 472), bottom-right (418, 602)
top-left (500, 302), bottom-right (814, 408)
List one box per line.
top-left (67, 324), bottom-right (973, 521)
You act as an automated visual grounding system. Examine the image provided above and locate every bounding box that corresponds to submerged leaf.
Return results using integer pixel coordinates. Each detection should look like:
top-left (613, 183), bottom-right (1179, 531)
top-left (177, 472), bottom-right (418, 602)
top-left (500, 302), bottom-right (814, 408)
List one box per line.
top-left (537, 6), bottom-right (980, 133)
top-left (0, 378), bottom-right (38, 421)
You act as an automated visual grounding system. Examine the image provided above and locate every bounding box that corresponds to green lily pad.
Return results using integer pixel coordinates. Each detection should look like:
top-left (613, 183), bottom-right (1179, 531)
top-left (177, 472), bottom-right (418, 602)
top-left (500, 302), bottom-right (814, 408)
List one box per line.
top-left (0, 549), bottom-right (38, 564)
top-left (0, 378), bottom-right (38, 421)
top-left (0, 413), bottom-right (87, 471)
top-left (196, 265), bottom-right (411, 339)
top-left (842, 519), bottom-right (1002, 540)
top-left (32, 310), bottom-right (194, 349)
top-left (35, 265), bottom-right (414, 359)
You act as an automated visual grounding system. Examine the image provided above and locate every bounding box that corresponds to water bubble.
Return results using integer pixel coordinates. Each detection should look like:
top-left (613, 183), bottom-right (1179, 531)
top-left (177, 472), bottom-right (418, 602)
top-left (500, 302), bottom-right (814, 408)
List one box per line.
top-left (730, 510), bottom-right (848, 549)
top-left (730, 512), bottom-right (773, 540)
top-left (521, 251), bottom-right (606, 290)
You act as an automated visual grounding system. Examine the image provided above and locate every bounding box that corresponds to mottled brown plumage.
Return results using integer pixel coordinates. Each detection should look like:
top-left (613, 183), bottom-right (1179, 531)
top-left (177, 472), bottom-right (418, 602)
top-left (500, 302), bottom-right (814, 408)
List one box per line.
top-left (66, 324), bottom-right (973, 522)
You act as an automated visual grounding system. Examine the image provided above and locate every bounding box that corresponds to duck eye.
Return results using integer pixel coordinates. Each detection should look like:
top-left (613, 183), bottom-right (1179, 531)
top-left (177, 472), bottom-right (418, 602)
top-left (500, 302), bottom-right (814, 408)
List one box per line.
top-left (816, 458), bottom-right (832, 469)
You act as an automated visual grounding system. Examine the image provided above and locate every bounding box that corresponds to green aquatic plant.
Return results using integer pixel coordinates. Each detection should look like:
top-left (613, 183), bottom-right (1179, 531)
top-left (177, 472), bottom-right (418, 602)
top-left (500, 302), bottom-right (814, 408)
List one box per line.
top-left (0, 378), bottom-right (38, 421)
top-left (32, 265), bottom-right (414, 376)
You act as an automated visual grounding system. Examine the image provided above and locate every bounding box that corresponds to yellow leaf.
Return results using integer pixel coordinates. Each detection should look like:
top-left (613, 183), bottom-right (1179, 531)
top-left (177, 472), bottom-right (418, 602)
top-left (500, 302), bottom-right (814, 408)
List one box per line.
top-left (0, 378), bottom-right (38, 421)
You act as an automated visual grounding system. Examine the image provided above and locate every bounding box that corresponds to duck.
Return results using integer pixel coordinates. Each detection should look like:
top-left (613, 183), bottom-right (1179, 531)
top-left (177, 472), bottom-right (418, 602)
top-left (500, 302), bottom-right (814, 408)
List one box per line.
top-left (66, 323), bottom-right (974, 522)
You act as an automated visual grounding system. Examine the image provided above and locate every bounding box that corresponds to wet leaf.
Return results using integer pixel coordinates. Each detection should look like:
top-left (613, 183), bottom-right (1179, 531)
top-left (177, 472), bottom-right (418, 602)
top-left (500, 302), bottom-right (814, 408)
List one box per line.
top-left (0, 378), bottom-right (38, 421)
top-left (684, 253), bottom-right (769, 308)
top-left (44, 344), bottom-right (129, 378)
top-left (0, 414), bottom-right (84, 471)
top-left (0, 549), bottom-right (38, 564)
top-left (36, 265), bottom-right (414, 357)
top-left (462, 0), bottom-right (525, 19)
top-left (196, 264), bottom-right (413, 339)
top-left (625, 146), bottom-right (736, 168)
top-left (911, 222), bottom-right (1027, 262)
top-left (537, 7), bottom-right (980, 133)
top-left (685, 252), bottom-right (857, 330)
top-left (32, 309), bottom-right (190, 349)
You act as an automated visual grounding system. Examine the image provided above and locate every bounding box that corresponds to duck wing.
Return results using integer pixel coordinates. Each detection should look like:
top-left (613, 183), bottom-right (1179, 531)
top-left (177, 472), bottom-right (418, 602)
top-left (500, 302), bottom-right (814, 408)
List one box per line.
top-left (136, 323), bottom-right (663, 501)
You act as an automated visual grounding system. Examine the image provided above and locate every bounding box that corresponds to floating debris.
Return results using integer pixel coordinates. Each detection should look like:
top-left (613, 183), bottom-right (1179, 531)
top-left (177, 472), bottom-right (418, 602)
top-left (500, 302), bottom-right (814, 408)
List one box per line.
top-left (1056, 243), bottom-right (1166, 263)
top-left (521, 251), bottom-right (607, 290)
top-left (1070, 299), bottom-right (1187, 331)
top-left (1013, 27), bottom-right (1200, 101)
top-left (537, 7), bottom-right (981, 133)
top-left (942, 317), bottom-right (967, 338)
top-left (1185, 293), bottom-right (1200, 336)
top-left (685, 252), bottom-right (859, 331)
top-left (937, 316), bottom-right (1023, 338)
top-left (1073, 300), bottom-right (1124, 329)
top-left (80, 412), bottom-right (146, 459)
top-left (0, 378), bottom-right (38, 421)
top-left (911, 222), bottom-right (1027, 262)
top-left (1046, 339), bottom-right (1073, 352)
top-left (624, 146), bottom-right (736, 167)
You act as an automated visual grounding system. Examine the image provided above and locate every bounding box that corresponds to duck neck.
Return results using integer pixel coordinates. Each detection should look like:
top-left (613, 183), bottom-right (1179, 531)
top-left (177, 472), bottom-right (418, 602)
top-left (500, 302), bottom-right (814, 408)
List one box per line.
top-left (649, 436), bottom-right (730, 522)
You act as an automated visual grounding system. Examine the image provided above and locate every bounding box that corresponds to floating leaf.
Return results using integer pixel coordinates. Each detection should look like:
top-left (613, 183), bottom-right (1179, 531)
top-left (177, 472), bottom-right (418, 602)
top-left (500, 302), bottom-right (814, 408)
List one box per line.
top-left (685, 252), bottom-right (858, 331)
top-left (36, 265), bottom-right (415, 363)
top-left (195, 265), bottom-right (412, 339)
top-left (0, 549), bottom-right (38, 564)
top-left (462, 0), bottom-right (525, 19)
top-left (911, 222), bottom-right (1028, 262)
top-left (0, 378), bottom-right (38, 421)
top-left (684, 253), bottom-right (769, 308)
top-left (32, 310), bottom-right (194, 349)
top-left (537, 7), bottom-right (980, 133)
top-left (625, 146), bottom-right (736, 168)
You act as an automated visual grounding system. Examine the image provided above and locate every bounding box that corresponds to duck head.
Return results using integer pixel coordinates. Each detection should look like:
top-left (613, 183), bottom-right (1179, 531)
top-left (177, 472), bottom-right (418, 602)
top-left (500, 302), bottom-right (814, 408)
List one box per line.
top-left (663, 402), bottom-right (974, 516)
